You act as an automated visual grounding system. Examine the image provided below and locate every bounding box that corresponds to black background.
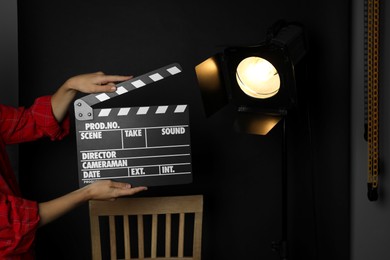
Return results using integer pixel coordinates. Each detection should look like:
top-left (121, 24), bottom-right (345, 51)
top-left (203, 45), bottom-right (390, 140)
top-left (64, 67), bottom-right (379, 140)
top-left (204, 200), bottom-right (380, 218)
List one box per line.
top-left (17, 0), bottom-right (350, 259)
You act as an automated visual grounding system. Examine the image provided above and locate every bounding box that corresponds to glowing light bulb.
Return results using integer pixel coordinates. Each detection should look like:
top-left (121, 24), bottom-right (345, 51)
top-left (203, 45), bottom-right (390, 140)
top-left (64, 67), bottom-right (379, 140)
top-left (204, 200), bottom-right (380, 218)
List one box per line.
top-left (236, 56), bottom-right (280, 99)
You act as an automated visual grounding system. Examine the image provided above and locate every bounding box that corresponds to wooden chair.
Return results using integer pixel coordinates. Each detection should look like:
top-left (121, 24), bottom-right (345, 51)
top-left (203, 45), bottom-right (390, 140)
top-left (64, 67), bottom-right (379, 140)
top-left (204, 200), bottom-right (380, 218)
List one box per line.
top-left (89, 195), bottom-right (203, 260)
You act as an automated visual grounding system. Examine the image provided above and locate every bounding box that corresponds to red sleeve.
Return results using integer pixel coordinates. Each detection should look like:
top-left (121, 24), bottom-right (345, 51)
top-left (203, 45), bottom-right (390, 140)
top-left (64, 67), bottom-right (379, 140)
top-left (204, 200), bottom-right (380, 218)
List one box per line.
top-left (0, 193), bottom-right (40, 257)
top-left (0, 95), bottom-right (70, 144)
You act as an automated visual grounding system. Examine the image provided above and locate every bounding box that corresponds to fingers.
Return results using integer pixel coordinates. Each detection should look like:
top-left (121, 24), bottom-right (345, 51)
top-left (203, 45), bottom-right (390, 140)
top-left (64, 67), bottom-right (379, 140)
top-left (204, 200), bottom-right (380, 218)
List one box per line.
top-left (110, 181), bottom-right (132, 189)
top-left (92, 74), bottom-right (133, 93)
top-left (86, 180), bottom-right (147, 201)
top-left (109, 180), bottom-right (148, 197)
top-left (116, 186), bottom-right (148, 197)
top-left (93, 84), bottom-right (117, 93)
top-left (102, 75), bottom-right (133, 83)
top-left (94, 74), bottom-right (132, 85)
top-left (66, 72), bottom-right (133, 95)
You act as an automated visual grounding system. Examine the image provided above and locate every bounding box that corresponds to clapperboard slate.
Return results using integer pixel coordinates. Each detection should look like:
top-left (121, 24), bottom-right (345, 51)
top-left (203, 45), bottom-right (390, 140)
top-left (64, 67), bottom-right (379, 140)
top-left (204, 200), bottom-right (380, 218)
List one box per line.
top-left (74, 63), bottom-right (192, 188)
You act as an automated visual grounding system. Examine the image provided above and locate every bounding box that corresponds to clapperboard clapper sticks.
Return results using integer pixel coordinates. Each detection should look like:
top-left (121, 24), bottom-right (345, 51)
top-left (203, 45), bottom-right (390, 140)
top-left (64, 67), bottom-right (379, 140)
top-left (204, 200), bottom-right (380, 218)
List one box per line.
top-left (74, 63), bottom-right (192, 188)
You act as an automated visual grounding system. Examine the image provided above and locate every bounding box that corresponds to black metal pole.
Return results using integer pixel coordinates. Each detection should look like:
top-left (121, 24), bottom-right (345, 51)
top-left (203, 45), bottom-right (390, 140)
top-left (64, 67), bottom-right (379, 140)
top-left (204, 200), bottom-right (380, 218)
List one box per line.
top-left (271, 116), bottom-right (288, 259)
top-left (281, 117), bottom-right (288, 260)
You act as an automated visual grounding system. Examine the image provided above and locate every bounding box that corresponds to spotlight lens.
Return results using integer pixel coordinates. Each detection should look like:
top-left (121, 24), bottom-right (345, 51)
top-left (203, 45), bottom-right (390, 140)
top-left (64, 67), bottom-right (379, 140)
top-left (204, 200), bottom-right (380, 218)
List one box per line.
top-left (236, 56), bottom-right (280, 99)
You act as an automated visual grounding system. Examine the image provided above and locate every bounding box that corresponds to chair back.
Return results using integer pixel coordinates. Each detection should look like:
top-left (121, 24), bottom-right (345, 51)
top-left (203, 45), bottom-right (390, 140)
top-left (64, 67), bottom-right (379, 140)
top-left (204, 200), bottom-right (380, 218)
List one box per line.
top-left (89, 195), bottom-right (203, 260)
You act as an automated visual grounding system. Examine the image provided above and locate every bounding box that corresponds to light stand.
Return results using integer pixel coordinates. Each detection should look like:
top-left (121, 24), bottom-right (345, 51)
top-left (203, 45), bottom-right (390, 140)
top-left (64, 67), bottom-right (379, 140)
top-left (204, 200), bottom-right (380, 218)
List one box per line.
top-left (271, 116), bottom-right (288, 260)
top-left (195, 19), bottom-right (307, 260)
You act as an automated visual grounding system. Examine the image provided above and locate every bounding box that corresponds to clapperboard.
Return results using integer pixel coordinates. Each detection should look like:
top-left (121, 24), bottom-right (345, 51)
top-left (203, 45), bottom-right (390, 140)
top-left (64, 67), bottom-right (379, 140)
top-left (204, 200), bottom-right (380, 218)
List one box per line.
top-left (74, 63), bottom-right (192, 188)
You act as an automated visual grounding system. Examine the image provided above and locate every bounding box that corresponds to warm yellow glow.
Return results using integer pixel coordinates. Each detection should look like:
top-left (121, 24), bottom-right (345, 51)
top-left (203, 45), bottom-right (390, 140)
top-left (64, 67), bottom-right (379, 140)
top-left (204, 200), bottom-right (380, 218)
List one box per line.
top-left (235, 113), bottom-right (282, 135)
top-left (236, 56), bottom-right (280, 99)
top-left (195, 57), bottom-right (221, 92)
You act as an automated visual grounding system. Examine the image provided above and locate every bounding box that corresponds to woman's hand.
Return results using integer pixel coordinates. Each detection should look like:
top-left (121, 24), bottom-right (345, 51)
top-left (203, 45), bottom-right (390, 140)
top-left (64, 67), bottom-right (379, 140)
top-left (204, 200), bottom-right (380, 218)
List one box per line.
top-left (83, 180), bottom-right (147, 201)
top-left (63, 72), bottom-right (132, 94)
top-left (38, 180), bottom-right (147, 226)
top-left (51, 72), bottom-right (132, 122)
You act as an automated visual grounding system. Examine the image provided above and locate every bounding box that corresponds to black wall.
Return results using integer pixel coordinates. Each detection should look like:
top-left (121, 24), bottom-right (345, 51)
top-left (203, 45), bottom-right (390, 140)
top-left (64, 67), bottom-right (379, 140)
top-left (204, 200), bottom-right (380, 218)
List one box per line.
top-left (17, 0), bottom-right (350, 259)
top-left (1, 0), bottom-right (19, 177)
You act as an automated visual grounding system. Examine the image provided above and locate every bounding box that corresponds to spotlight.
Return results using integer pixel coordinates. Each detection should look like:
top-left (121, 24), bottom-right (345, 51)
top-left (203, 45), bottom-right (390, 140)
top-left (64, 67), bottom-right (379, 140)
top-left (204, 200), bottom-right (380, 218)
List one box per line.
top-left (195, 20), bottom-right (306, 135)
top-left (195, 20), bottom-right (308, 260)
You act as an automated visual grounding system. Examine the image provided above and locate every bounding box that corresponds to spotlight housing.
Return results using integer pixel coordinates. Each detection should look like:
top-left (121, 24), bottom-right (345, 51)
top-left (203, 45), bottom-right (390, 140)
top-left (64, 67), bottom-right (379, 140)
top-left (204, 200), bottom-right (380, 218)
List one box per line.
top-left (195, 20), bottom-right (307, 135)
